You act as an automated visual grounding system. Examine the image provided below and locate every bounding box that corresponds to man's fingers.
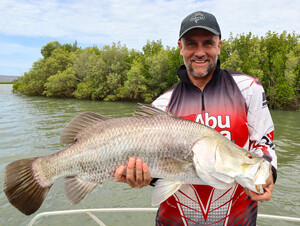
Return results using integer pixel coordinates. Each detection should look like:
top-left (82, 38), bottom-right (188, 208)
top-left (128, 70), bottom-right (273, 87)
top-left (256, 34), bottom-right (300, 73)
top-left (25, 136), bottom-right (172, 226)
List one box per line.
top-left (142, 162), bottom-right (152, 185)
top-left (244, 184), bottom-right (273, 202)
top-left (136, 158), bottom-right (143, 188)
top-left (247, 190), bottom-right (268, 202)
top-left (126, 157), bottom-right (136, 186)
top-left (114, 165), bottom-right (126, 182)
top-left (244, 188), bottom-right (251, 197)
top-left (114, 157), bottom-right (151, 189)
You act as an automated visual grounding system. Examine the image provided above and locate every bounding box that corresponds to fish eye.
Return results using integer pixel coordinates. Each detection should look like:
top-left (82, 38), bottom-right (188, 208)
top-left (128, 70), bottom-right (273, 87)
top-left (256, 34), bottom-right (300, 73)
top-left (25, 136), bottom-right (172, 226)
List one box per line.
top-left (246, 153), bottom-right (253, 159)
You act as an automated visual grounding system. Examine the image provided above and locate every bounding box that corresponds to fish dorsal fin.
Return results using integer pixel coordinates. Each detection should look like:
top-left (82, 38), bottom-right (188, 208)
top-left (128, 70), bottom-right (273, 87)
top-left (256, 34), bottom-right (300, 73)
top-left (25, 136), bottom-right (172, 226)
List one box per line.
top-left (65, 176), bottom-right (99, 204)
top-left (60, 112), bottom-right (112, 145)
top-left (133, 104), bottom-right (173, 117)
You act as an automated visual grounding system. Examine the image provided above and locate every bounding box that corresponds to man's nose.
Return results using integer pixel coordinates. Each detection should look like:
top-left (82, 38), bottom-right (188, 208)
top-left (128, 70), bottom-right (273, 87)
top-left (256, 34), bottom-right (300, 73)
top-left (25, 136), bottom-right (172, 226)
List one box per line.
top-left (194, 44), bottom-right (205, 57)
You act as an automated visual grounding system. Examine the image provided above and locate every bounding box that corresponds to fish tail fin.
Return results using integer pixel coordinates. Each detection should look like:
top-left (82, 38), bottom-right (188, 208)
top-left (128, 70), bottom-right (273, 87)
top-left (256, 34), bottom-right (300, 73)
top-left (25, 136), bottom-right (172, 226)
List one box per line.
top-left (4, 157), bottom-right (51, 215)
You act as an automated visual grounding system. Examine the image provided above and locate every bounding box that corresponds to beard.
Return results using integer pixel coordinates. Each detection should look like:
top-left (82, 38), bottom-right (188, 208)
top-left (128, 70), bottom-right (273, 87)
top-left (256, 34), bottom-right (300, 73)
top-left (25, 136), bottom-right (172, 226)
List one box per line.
top-left (184, 55), bottom-right (218, 78)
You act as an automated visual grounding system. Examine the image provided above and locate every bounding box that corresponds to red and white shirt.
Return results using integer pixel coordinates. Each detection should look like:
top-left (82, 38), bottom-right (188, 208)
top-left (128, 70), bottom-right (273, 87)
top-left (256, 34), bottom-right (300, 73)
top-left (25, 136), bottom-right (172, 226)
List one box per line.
top-left (152, 61), bottom-right (277, 226)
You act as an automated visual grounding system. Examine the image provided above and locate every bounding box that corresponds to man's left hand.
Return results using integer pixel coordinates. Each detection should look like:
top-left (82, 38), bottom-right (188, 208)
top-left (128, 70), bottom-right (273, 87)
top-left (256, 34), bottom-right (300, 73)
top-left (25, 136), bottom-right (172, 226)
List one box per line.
top-left (244, 173), bottom-right (274, 202)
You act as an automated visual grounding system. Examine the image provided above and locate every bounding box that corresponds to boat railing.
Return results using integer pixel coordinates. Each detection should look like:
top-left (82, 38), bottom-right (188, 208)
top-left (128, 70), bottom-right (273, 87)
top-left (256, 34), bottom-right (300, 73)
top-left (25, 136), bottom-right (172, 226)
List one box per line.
top-left (28, 208), bottom-right (300, 226)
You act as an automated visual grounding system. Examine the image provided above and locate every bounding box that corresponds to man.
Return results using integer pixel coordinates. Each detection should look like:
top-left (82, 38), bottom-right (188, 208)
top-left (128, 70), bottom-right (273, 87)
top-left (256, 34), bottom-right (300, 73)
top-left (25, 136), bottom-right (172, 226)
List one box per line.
top-left (115, 11), bottom-right (277, 225)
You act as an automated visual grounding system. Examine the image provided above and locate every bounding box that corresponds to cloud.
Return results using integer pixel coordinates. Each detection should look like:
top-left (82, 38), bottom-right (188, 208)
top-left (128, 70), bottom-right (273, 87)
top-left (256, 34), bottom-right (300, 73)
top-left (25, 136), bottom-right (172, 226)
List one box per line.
top-left (212, 0), bottom-right (299, 37)
top-left (0, 59), bottom-right (33, 75)
top-left (1, 0), bottom-right (299, 47)
top-left (0, 0), bottom-right (184, 48)
top-left (0, 0), bottom-right (299, 75)
top-left (0, 42), bottom-right (41, 75)
top-left (0, 42), bottom-right (40, 56)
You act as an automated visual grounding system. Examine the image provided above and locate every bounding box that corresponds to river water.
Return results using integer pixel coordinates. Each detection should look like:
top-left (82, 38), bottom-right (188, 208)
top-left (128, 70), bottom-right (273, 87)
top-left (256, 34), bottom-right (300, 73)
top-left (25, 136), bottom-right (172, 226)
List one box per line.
top-left (0, 84), bottom-right (299, 226)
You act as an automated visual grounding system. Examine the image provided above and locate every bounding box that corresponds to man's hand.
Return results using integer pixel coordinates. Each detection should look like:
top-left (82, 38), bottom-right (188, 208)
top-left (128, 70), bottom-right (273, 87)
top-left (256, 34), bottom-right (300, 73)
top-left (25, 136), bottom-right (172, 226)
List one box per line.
top-left (114, 157), bottom-right (152, 188)
top-left (244, 173), bottom-right (274, 202)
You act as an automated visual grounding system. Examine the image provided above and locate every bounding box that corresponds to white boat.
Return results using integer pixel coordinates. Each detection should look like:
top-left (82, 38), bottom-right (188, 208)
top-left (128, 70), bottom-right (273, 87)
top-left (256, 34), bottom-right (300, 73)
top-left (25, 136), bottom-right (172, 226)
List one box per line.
top-left (28, 208), bottom-right (300, 226)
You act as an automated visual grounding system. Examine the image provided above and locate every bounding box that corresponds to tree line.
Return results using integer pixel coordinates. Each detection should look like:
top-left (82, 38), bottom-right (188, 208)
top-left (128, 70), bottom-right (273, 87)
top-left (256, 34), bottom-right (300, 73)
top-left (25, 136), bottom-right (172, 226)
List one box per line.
top-left (13, 31), bottom-right (299, 110)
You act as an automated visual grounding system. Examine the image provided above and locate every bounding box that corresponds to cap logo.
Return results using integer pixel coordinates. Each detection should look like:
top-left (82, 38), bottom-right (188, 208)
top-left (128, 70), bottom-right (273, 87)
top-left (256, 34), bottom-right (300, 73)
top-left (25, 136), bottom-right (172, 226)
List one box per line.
top-left (190, 12), bottom-right (205, 23)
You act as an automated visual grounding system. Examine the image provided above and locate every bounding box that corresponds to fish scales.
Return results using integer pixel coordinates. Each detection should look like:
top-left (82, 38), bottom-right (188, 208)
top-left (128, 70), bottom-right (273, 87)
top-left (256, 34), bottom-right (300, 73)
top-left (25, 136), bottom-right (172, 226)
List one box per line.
top-left (4, 105), bottom-right (271, 215)
top-left (34, 114), bottom-right (209, 186)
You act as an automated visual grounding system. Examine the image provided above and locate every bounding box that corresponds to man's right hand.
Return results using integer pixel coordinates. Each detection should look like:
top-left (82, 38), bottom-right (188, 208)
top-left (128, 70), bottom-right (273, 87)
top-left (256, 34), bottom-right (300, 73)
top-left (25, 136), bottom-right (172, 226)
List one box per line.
top-left (114, 157), bottom-right (152, 188)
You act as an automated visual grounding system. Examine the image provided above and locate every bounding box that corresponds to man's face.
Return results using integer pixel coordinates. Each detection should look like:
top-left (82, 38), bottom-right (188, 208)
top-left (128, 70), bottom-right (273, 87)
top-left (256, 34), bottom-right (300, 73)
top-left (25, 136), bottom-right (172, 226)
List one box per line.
top-left (178, 29), bottom-right (222, 78)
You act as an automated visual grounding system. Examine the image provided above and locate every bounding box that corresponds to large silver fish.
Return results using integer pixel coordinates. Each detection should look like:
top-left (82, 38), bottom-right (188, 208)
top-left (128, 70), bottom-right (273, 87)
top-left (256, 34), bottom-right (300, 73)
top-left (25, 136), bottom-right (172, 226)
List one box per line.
top-left (4, 105), bottom-right (271, 215)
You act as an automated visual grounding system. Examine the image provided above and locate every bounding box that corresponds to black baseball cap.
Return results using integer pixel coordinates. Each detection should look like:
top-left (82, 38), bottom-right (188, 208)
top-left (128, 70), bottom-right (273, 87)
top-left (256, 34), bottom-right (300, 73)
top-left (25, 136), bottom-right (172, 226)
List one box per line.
top-left (179, 11), bottom-right (221, 40)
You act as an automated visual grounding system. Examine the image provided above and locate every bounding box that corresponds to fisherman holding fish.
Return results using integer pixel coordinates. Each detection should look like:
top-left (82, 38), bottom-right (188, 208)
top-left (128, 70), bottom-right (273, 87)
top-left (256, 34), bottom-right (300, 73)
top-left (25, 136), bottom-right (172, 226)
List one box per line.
top-left (4, 10), bottom-right (277, 226)
top-left (115, 11), bottom-right (277, 225)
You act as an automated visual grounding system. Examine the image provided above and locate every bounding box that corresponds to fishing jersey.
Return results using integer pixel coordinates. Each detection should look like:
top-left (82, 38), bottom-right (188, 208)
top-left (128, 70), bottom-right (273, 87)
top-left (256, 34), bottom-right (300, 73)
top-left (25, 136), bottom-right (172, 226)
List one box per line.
top-left (152, 61), bottom-right (277, 226)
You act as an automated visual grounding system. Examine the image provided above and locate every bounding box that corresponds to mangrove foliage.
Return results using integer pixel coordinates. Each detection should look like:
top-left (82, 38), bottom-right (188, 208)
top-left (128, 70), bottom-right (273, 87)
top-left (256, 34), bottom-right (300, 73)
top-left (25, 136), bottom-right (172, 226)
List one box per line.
top-left (13, 31), bottom-right (299, 110)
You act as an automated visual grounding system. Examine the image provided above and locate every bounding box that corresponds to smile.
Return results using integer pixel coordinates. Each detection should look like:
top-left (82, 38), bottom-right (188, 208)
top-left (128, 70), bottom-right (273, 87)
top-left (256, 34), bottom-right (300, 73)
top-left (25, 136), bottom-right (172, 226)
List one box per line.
top-left (193, 59), bottom-right (208, 65)
top-left (194, 60), bottom-right (206, 63)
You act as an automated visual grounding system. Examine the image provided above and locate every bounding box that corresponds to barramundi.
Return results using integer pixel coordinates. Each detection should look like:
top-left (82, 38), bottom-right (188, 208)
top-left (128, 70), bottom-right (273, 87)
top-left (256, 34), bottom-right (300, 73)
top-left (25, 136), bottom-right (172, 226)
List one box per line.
top-left (4, 105), bottom-right (271, 215)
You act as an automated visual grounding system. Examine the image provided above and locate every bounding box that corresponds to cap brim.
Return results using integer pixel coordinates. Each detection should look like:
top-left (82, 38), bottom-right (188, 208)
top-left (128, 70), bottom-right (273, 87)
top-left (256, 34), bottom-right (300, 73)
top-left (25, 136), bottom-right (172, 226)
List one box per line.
top-left (179, 26), bottom-right (220, 40)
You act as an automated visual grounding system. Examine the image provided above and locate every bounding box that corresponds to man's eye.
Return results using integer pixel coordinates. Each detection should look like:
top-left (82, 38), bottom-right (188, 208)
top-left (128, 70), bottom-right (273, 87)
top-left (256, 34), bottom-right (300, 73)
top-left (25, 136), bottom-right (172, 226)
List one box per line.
top-left (187, 42), bottom-right (195, 46)
top-left (205, 41), bottom-right (214, 47)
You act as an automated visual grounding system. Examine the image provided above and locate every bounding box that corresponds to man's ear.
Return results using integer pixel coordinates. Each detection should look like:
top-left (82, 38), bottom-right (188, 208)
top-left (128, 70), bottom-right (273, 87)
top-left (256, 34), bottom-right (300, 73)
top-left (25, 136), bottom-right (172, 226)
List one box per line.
top-left (178, 40), bottom-right (183, 55)
top-left (218, 40), bottom-right (222, 55)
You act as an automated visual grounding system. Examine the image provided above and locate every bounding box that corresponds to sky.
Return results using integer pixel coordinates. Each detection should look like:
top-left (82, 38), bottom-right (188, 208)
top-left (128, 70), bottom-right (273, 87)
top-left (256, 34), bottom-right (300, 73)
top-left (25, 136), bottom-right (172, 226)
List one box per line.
top-left (0, 0), bottom-right (299, 76)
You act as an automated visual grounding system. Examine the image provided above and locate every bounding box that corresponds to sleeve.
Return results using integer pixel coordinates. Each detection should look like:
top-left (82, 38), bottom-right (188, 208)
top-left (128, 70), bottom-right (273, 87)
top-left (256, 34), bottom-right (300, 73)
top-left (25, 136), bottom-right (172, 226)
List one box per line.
top-left (151, 89), bottom-right (173, 111)
top-left (244, 79), bottom-right (277, 182)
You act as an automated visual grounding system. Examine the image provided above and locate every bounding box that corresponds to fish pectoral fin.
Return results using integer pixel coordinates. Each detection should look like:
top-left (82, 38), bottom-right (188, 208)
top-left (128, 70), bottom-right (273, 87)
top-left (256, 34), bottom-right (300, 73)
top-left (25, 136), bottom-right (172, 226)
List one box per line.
top-left (155, 157), bottom-right (192, 175)
top-left (65, 176), bottom-right (99, 204)
top-left (60, 112), bottom-right (112, 145)
top-left (151, 179), bottom-right (182, 206)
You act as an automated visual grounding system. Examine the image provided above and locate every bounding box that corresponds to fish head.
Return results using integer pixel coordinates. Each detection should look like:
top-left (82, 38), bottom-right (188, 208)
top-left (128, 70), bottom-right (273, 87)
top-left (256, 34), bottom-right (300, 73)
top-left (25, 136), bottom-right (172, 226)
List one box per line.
top-left (237, 158), bottom-right (271, 193)
top-left (192, 136), bottom-right (271, 193)
top-left (191, 137), bottom-right (236, 189)
top-left (242, 151), bottom-right (264, 165)
top-left (215, 143), bottom-right (271, 193)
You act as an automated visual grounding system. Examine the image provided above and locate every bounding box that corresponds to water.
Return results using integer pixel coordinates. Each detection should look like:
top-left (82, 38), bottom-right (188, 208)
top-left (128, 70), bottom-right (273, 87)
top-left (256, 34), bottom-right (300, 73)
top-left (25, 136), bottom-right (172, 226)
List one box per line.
top-left (0, 84), bottom-right (299, 225)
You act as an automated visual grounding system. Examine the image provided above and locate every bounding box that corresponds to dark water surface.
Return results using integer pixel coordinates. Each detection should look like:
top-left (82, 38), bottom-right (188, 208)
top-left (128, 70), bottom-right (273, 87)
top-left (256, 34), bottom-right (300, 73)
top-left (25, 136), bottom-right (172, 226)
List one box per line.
top-left (0, 84), bottom-right (299, 225)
